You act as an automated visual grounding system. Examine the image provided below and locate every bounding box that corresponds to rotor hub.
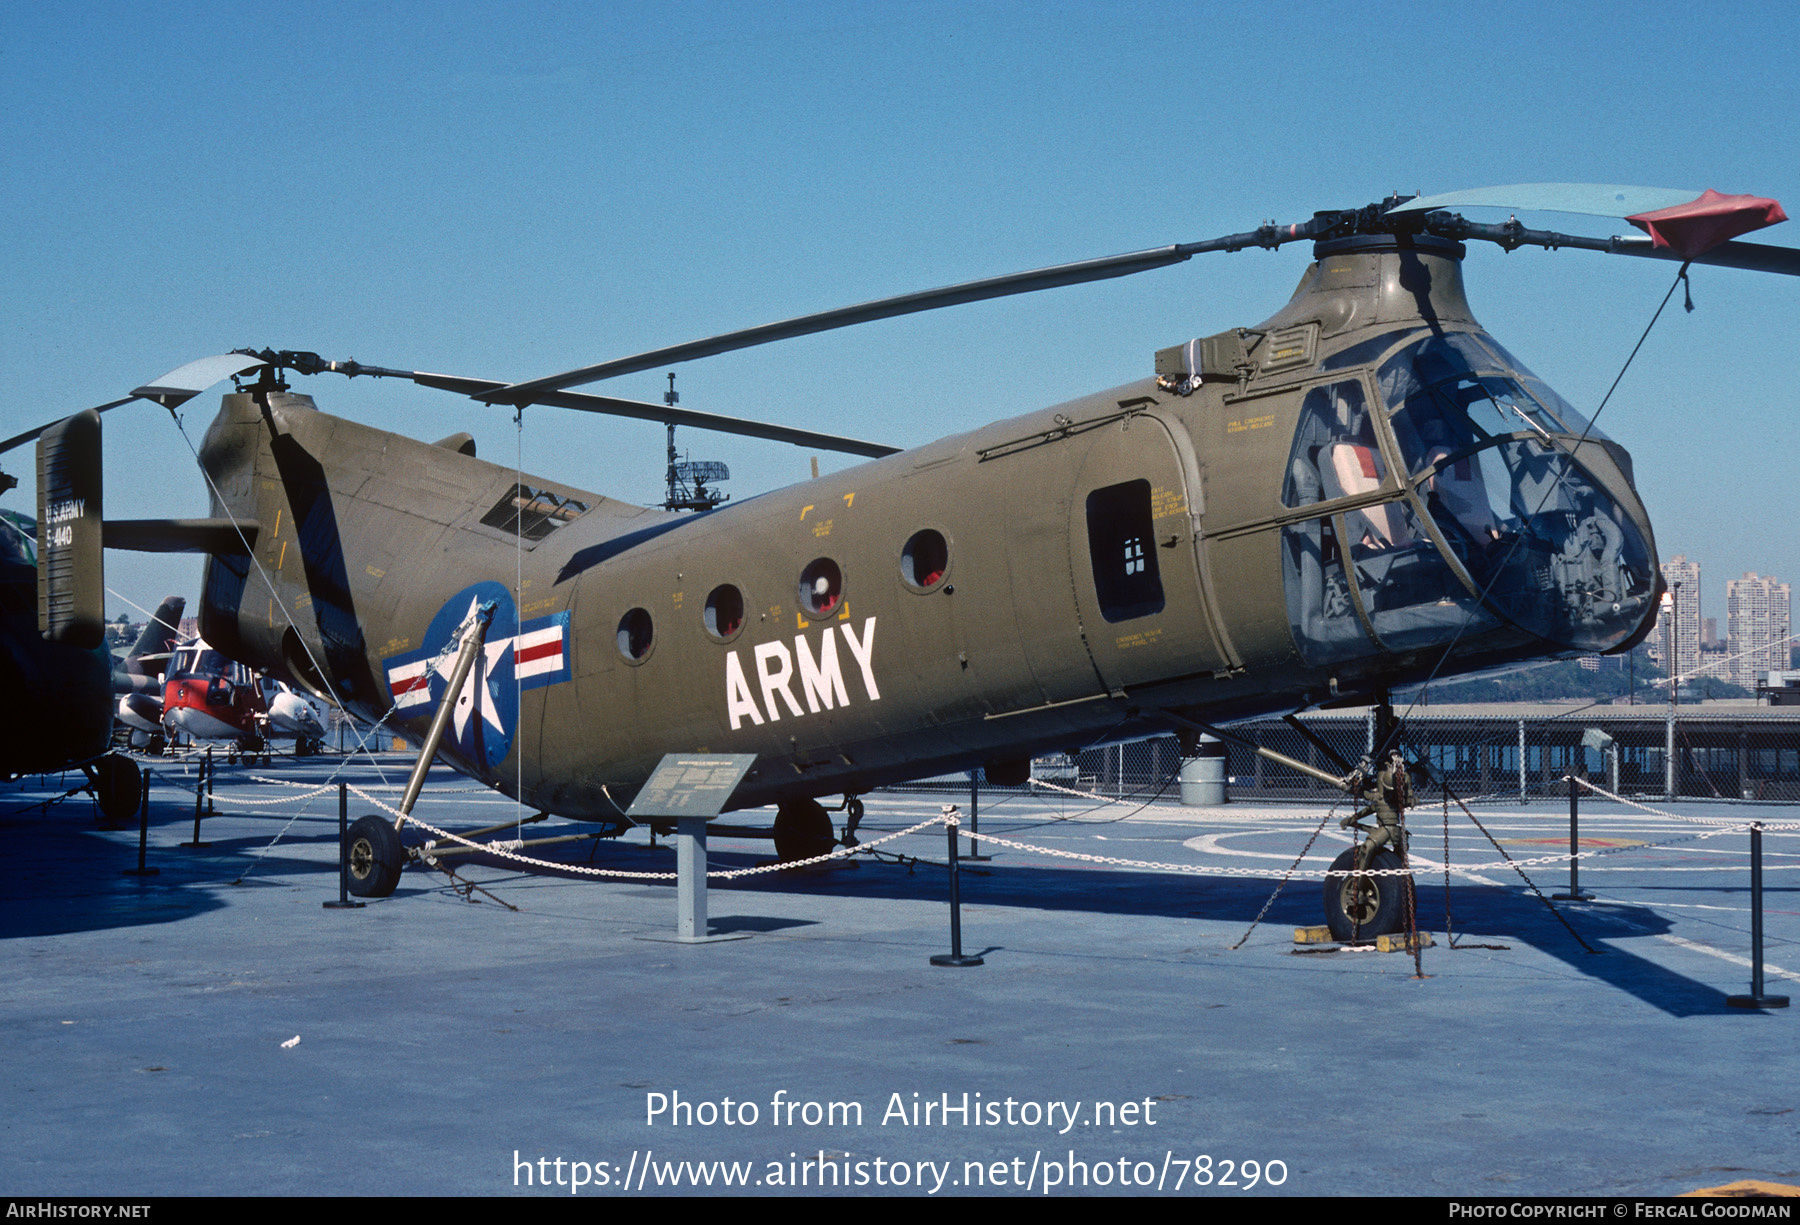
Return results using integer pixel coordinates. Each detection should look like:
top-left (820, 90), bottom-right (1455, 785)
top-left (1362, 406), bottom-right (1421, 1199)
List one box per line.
top-left (1313, 231), bottom-right (1467, 261)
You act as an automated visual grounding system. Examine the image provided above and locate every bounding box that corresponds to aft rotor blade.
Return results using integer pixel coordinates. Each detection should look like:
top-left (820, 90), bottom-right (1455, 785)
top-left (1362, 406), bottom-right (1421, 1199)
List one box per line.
top-left (408, 372), bottom-right (902, 457)
top-left (105, 518), bottom-right (260, 554)
top-left (483, 245), bottom-right (1207, 402)
top-left (0, 353), bottom-right (265, 455)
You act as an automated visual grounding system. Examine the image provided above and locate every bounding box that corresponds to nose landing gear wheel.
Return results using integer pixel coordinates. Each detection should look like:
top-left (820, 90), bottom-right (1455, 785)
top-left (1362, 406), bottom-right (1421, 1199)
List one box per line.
top-left (1322, 847), bottom-right (1408, 942)
top-left (346, 815), bottom-right (404, 897)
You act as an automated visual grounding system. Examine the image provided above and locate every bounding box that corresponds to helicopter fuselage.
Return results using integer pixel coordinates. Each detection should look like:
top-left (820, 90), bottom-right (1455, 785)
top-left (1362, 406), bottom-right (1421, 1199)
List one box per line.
top-left (197, 237), bottom-right (1660, 816)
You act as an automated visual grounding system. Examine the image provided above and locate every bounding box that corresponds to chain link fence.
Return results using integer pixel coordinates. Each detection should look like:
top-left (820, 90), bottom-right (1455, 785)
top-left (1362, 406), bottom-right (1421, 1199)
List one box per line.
top-left (885, 706), bottom-right (1800, 805)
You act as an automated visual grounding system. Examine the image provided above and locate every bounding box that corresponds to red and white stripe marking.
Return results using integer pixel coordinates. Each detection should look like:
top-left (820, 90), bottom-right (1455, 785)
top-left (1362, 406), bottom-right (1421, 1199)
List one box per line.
top-left (513, 622), bottom-right (566, 680)
top-left (385, 620), bottom-right (565, 707)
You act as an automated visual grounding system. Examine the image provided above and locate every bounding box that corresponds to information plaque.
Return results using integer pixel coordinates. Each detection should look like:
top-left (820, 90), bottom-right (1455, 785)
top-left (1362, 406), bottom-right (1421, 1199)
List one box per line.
top-left (627, 754), bottom-right (757, 943)
top-left (626, 754), bottom-right (757, 821)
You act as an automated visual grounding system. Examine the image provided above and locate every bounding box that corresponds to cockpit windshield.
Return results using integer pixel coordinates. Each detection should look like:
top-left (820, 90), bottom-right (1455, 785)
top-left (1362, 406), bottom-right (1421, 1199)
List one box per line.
top-left (1378, 332), bottom-right (1652, 652)
top-left (1281, 328), bottom-right (1654, 664)
top-left (1390, 375), bottom-right (1565, 475)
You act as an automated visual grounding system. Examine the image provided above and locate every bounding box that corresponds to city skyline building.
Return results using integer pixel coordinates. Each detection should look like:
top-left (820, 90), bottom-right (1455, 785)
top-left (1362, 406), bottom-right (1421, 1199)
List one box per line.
top-left (1654, 554), bottom-right (1704, 682)
top-left (1727, 572), bottom-right (1792, 689)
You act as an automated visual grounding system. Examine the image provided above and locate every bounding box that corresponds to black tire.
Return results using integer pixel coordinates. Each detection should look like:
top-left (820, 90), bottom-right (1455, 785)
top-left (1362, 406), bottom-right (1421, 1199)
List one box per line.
top-left (92, 755), bottom-right (142, 826)
top-left (773, 799), bottom-right (835, 863)
top-left (346, 815), bottom-right (404, 897)
top-left (1322, 846), bottom-right (1409, 942)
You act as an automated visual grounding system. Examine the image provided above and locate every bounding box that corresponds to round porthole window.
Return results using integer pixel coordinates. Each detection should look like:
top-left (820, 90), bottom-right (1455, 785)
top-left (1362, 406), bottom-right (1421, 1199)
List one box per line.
top-left (704, 584), bottom-right (745, 640)
top-left (901, 528), bottom-right (949, 590)
top-left (798, 558), bottom-right (844, 617)
top-left (616, 607), bottom-right (654, 661)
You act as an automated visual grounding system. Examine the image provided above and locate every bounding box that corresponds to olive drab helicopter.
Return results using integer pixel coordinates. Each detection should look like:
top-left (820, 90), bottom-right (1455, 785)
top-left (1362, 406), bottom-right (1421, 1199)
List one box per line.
top-left (33, 184), bottom-right (1799, 934)
top-left (1, 360), bottom-right (281, 817)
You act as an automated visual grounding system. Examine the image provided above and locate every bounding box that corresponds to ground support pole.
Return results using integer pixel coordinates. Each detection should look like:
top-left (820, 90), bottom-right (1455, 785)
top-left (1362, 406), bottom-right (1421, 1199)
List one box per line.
top-left (123, 773), bottom-right (159, 878)
top-left (676, 816), bottom-right (707, 940)
top-left (1727, 824), bottom-right (1789, 1010)
top-left (205, 746), bottom-right (215, 815)
top-left (1664, 710), bottom-right (1676, 801)
top-left (182, 753), bottom-right (210, 848)
top-left (1553, 778), bottom-right (1593, 902)
top-left (394, 604), bottom-right (494, 832)
top-left (1518, 720), bottom-right (1527, 802)
top-left (324, 781), bottom-right (364, 910)
top-left (932, 807), bottom-right (983, 967)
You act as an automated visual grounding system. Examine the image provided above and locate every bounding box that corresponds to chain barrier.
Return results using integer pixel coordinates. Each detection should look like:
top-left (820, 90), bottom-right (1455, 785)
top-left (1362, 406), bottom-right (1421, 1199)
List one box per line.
top-left (1025, 775), bottom-right (1331, 823)
top-left (1568, 776), bottom-right (1800, 831)
top-left (247, 774), bottom-right (487, 794)
top-left (1231, 802), bottom-right (1342, 949)
top-left (953, 827), bottom-right (1419, 878)
top-left (347, 782), bottom-right (952, 880)
top-left (70, 752), bottom-right (1794, 889)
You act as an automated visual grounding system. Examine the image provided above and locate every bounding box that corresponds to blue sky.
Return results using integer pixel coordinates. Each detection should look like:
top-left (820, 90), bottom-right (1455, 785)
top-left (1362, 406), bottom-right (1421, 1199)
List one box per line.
top-left (4, 0), bottom-right (1797, 631)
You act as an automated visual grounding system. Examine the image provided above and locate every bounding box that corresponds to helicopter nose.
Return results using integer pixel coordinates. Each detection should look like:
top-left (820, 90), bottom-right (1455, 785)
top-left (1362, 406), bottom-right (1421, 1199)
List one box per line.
top-left (1430, 437), bottom-right (1658, 655)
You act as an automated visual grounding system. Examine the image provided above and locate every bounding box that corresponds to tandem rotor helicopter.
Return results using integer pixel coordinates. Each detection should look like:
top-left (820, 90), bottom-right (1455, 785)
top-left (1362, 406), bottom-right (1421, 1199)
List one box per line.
top-left (16, 183), bottom-right (1798, 935)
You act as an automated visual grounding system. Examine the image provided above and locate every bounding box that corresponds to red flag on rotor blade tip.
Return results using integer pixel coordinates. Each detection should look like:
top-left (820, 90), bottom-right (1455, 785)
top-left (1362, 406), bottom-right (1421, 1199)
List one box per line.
top-left (1625, 189), bottom-right (1789, 258)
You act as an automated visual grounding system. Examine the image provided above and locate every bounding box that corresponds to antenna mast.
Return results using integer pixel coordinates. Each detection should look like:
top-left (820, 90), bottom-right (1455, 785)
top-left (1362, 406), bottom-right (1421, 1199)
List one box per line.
top-left (660, 372), bottom-right (730, 513)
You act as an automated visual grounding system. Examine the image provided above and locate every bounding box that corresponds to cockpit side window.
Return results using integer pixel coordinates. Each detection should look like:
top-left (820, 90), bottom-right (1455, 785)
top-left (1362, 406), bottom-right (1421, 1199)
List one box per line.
top-left (1283, 380), bottom-right (1387, 508)
top-left (1282, 514), bottom-right (1374, 666)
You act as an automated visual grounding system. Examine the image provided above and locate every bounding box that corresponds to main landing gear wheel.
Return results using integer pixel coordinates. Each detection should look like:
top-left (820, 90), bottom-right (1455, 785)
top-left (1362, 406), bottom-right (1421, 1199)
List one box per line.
top-left (1322, 847), bottom-right (1409, 942)
top-left (774, 798), bottom-right (835, 863)
top-left (90, 755), bottom-right (142, 826)
top-left (346, 815), bottom-right (404, 897)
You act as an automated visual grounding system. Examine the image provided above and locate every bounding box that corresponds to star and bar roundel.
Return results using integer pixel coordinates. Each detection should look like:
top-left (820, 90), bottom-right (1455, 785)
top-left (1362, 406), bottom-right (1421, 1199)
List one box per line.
top-left (380, 581), bottom-right (571, 770)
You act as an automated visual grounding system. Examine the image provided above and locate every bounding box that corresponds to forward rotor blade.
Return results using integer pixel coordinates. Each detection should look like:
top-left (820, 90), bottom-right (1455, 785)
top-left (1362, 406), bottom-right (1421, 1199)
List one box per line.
top-left (1416, 214), bottom-right (1800, 277)
top-left (482, 245), bottom-right (1202, 402)
top-left (1607, 235), bottom-right (1800, 277)
top-left (408, 371), bottom-right (902, 457)
top-left (0, 353), bottom-right (266, 455)
top-left (1389, 183), bottom-right (1702, 218)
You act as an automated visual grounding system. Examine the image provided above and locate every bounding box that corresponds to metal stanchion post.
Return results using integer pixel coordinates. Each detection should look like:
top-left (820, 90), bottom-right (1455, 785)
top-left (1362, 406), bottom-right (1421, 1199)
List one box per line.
top-left (123, 772), bottom-right (159, 877)
top-left (182, 753), bottom-right (210, 848)
top-left (324, 781), bottom-right (364, 910)
top-left (205, 746), bottom-right (215, 815)
top-left (1554, 777), bottom-right (1593, 901)
top-left (964, 770), bottom-right (990, 861)
top-left (931, 806), bottom-right (982, 967)
top-left (1728, 824), bottom-right (1789, 1010)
